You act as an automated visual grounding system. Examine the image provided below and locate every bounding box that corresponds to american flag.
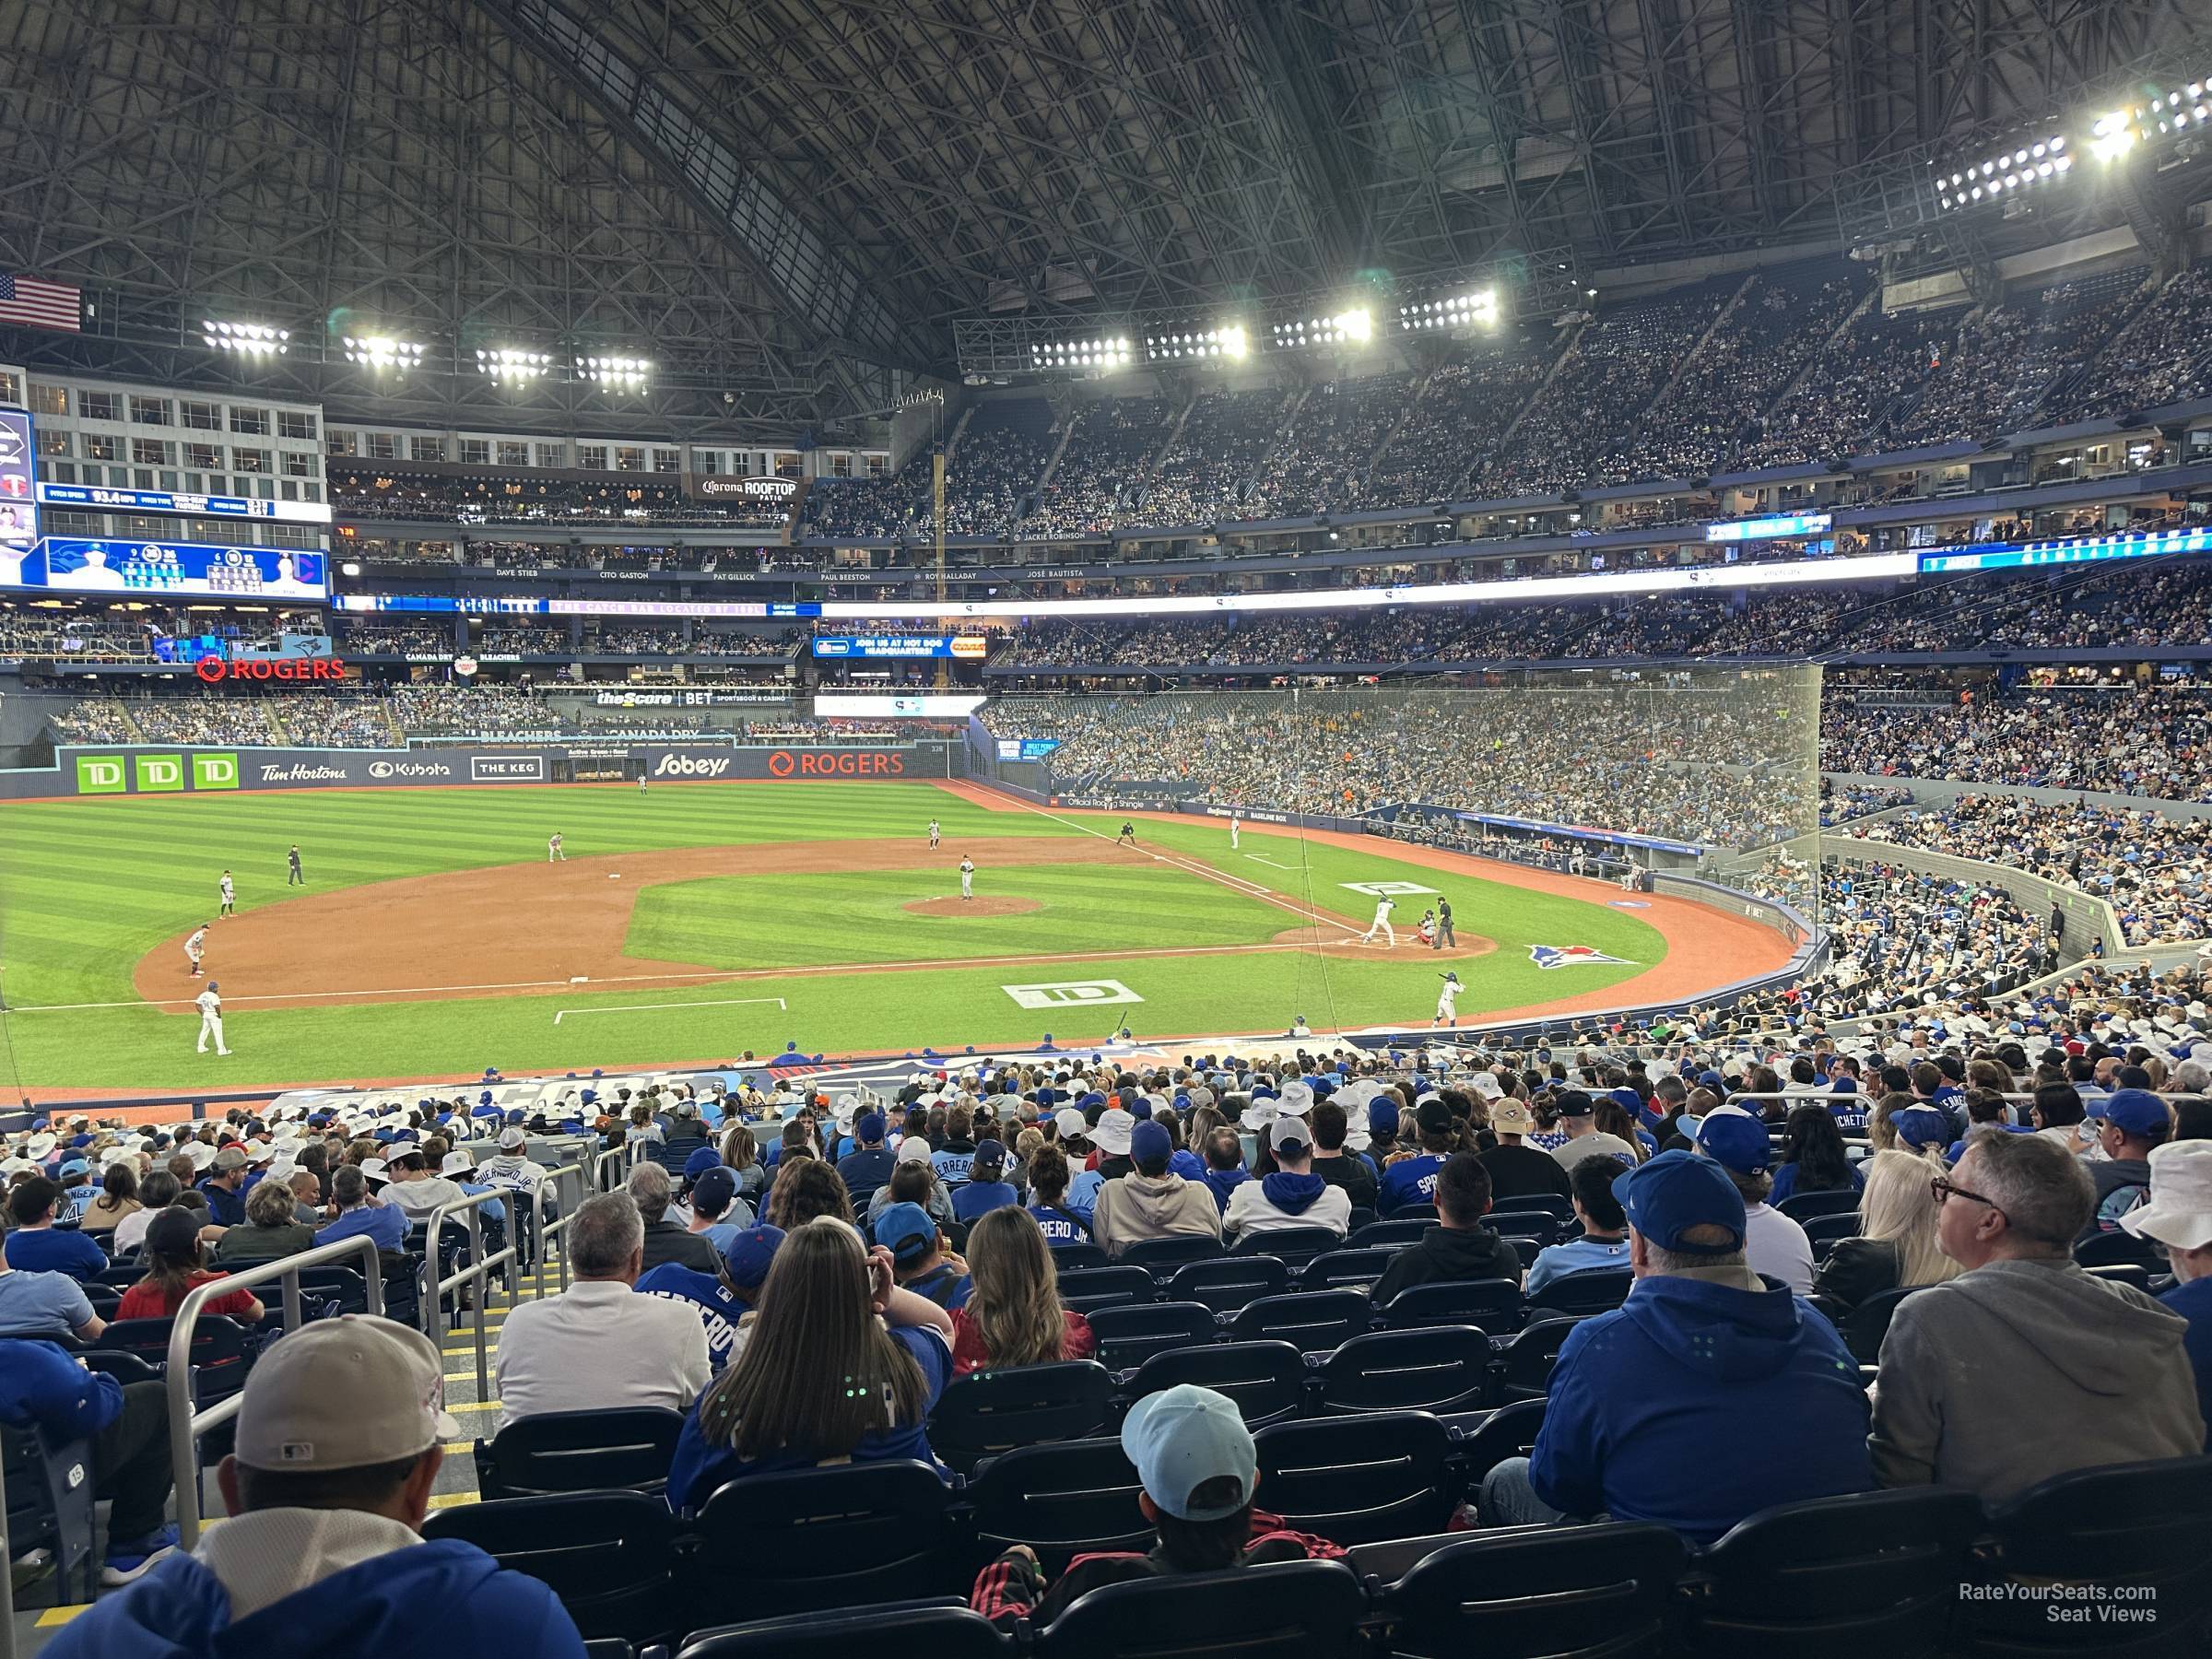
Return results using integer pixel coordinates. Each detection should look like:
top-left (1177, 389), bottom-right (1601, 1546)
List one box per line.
top-left (0, 274), bottom-right (82, 333)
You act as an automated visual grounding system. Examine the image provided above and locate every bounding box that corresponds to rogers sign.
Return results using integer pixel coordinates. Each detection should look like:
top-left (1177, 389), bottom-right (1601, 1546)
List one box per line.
top-left (765, 748), bottom-right (909, 778)
top-left (194, 657), bottom-right (347, 686)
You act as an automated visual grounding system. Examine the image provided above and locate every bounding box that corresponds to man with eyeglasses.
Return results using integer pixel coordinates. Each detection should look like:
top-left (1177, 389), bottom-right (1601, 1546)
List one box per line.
top-left (1869, 1130), bottom-right (2203, 1503)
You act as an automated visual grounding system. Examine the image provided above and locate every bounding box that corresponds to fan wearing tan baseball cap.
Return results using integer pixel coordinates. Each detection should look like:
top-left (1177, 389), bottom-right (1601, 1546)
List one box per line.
top-left (42, 1315), bottom-right (588, 1659)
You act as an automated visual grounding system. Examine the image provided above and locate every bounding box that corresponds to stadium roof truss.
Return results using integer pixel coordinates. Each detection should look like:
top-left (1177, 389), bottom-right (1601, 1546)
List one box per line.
top-left (0, 0), bottom-right (2202, 434)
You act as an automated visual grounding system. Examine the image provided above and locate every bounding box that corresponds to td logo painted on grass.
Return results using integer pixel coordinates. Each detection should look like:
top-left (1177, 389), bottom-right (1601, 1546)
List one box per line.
top-left (1003, 979), bottom-right (1145, 1009)
top-left (1340, 881), bottom-right (1440, 897)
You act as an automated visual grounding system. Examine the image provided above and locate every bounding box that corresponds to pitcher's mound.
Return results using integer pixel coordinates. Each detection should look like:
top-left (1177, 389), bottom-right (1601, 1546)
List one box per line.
top-left (902, 896), bottom-right (1043, 918)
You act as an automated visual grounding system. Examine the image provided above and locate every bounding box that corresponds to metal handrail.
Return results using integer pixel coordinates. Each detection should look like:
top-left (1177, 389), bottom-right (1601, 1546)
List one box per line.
top-left (416, 1187), bottom-right (527, 1401)
top-left (165, 1234), bottom-right (388, 1547)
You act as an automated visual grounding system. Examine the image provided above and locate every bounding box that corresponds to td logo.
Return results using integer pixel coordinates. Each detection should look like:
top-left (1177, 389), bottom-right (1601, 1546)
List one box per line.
top-left (134, 755), bottom-right (185, 793)
top-left (192, 753), bottom-right (240, 790)
top-left (75, 757), bottom-right (126, 794)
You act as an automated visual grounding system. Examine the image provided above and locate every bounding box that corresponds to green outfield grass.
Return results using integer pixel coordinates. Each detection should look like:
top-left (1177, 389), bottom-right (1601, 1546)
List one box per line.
top-left (0, 782), bottom-right (1665, 1089)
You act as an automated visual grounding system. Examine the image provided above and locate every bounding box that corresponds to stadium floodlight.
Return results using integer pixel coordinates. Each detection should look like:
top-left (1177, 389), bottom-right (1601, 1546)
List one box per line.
top-left (1036, 335), bottom-right (1133, 371)
top-left (1396, 288), bottom-right (1500, 332)
top-left (1269, 307), bottom-right (1375, 350)
top-left (343, 335), bottom-right (427, 371)
top-left (1142, 324), bottom-right (1247, 363)
top-left (476, 347), bottom-right (552, 382)
top-left (201, 319), bottom-right (289, 356)
top-left (577, 354), bottom-right (653, 390)
top-left (1934, 134), bottom-right (2069, 211)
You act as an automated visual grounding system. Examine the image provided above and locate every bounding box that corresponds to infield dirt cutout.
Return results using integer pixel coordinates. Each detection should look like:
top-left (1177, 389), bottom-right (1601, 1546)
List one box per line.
top-left (134, 835), bottom-right (1375, 1009)
top-left (903, 896), bottom-right (1042, 918)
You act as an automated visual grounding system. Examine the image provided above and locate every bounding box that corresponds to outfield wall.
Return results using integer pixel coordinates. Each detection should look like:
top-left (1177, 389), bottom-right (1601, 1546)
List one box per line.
top-left (0, 741), bottom-right (962, 798)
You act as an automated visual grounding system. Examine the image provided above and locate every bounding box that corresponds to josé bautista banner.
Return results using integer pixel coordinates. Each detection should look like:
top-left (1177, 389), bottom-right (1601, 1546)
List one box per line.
top-left (0, 743), bottom-right (958, 797)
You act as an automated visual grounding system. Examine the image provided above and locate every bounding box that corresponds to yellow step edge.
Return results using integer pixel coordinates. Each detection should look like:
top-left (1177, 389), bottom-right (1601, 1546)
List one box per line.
top-left (426, 1491), bottom-right (481, 1510)
top-left (36, 1606), bottom-right (91, 1628)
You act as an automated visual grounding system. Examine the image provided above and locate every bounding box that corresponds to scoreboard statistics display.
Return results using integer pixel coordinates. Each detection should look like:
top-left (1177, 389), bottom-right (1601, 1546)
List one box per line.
top-left (18, 539), bottom-right (329, 600)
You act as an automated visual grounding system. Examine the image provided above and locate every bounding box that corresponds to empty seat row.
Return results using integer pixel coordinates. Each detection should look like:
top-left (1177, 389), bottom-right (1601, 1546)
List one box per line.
top-left (1059, 1259), bottom-right (1631, 1327)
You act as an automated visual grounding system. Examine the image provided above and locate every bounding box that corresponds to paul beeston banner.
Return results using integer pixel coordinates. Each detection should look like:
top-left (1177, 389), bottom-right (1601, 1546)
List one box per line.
top-left (0, 742), bottom-right (957, 797)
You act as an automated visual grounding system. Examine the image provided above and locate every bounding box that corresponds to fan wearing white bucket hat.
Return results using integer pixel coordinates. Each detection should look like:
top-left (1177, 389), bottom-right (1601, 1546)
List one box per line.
top-left (2121, 1139), bottom-right (2212, 1427)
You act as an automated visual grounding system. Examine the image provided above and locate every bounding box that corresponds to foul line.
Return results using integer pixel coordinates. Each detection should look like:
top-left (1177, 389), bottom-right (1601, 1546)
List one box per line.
top-left (554, 997), bottom-right (786, 1025)
top-left (988, 796), bottom-right (1362, 936)
top-left (1245, 853), bottom-right (1295, 869)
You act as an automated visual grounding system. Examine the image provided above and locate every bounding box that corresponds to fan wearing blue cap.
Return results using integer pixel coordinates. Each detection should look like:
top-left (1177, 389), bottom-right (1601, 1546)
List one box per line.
top-left (2086, 1088), bottom-right (2173, 1240)
top-left (1693, 1107), bottom-right (1815, 1294)
top-left (835, 1112), bottom-right (897, 1203)
top-left (951, 1140), bottom-right (1019, 1224)
top-left (971, 1383), bottom-right (1344, 1625)
top-left (875, 1201), bottom-right (972, 1310)
top-left (636, 1220), bottom-right (784, 1372)
top-left (1091, 1120), bottom-right (1223, 1258)
top-left (1476, 1148), bottom-right (1872, 1543)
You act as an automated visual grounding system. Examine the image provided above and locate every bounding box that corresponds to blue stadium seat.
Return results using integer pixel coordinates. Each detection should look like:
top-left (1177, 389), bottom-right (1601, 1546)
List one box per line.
top-left (1489, 1316), bottom-right (1583, 1405)
top-left (1055, 1265), bottom-right (1157, 1315)
top-left (1678, 1486), bottom-right (1984, 1657)
top-left (1800, 1213), bottom-right (1861, 1252)
top-left (1840, 1286), bottom-right (1923, 1364)
top-left (1312, 1326), bottom-right (1491, 1417)
top-left (691, 1460), bottom-right (961, 1618)
top-left (926, 1360), bottom-right (1114, 1475)
top-left (1253, 1410), bottom-right (1458, 1544)
top-left (1030, 1558), bottom-right (1369, 1659)
top-left (424, 1490), bottom-right (683, 1643)
top-left (1486, 1211), bottom-right (1563, 1246)
top-left (677, 1601), bottom-right (1011, 1659)
top-left (963, 1437), bottom-right (1151, 1575)
top-left (474, 1406), bottom-right (684, 1499)
top-left (1, 1419), bottom-right (96, 1606)
top-left (1123, 1340), bottom-right (1307, 1428)
top-left (1346, 1219), bottom-right (1431, 1252)
top-left (1163, 1255), bottom-right (1289, 1314)
top-left (1378, 1522), bottom-right (1688, 1659)
top-left (1086, 1300), bottom-right (1220, 1372)
top-left (2073, 1231), bottom-right (2164, 1272)
top-left (1223, 1289), bottom-right (1372, 1354)
top-left (1380, 1277), bottom-right (1523, 1333)
top-left (1048, 1242), bottom-right (1111, 1271)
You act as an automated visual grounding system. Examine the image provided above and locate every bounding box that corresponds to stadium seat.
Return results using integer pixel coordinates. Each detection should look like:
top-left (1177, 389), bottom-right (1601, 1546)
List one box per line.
top-left (92, 1314), bottom-right (254, 1406)
top-left (1495, 1194), bottom-right (1573, 1221)
top-left (1299, 1247), bottom-right (1400, 1291)
top-left (1524, 1268), bottom-right (1633, 1319)
top-left (1677, 1486), bottom-right (1985, 1658)
top-left (1488, 1315), bottom-right (1583, 1405)
top-left (423, 1490), bottom-right (683, 1643)
top-left (1163, 1255), bottom-right (1289, 1314)
top-left (1448, 1396), bottom-right (1547, 1483)
top-left (1123, 1339), bottom-right (1308, 1427)
top-left (963, 1437), bottom-right (1151, 1574)
top-left (1253, 1410), bottom-right (1458, 1544)
top-left (1840, 1286), bottom-right (1923, 1364)
top-left (1, 1419), bottom-right (96, 1606)
top-left (1486, 1211), bottom-right (1563, 1246)
top-left (1345, 1206), bottom-right (1377, 1236)
top-left (2081, 1263), bottom-right (2154, 1294)
top-left (473, 1406), bottom-right (685, 1499)
top-left (1229, 1225), bottom-right (1340, 1269)
top-left (1085, 1300), bottom-right (1221, 1372)
top-left (1047, 1242), bottom-right (1111, 1271)
top-left (1312, 1326), bottom-right (1492, 1417)
top-left (677, 1601), bottom-right (1012, 1659)
top-left (1380, 1277), bottom-right (1522, 1333)
top-left (1957, 1454), bottom-right (2212, 1654)
top-left (77, 1348), bottom-right (159, 1387)
top-left (691, 1460), bottom-right (962, 1618)
top-left (2073, 1231), bottom-right (2165, 1272)
top-left (926, 1360), bottom-right (1115, 1475)
top-left (1800, 1213), bottom-right (1861, 1250)
top-left (1030, 1558), bottom-right (1369, 1659)
top-left (1347, 1219), bottom-right (1431, 1252)
top-left (1117, 1235), bottom-right (1224, 1274)
top-left (1055, 1265), bottom-right (1157, 1315)
top-left (1389, 1204), bottom-right (1441, 1222)
top-left (1223, 1289), bottom-right (1373, 1353)
top-left (1377, 1522), bottom-right (1688, 1659)
top-left (1777, 1189), bottom-right (1863, 1222)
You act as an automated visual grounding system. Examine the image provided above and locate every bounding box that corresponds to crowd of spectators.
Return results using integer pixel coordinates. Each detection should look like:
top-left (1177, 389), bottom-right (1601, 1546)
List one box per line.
top-left (941, 412), bottom-right (1055, 539)
top-left (1738, 305), bottom-right (1964, 468)
top-left (1844, 794), bottom-right (2212, 946)
top-left (110, 699), bottom-right (288, 747)
top-left (0, 612), bottom-right (159, 661)
top-left (278, 697), bottom-right (400, 747)
top-left (1022, 397), bottom-right (1171, 537)
top-left (388, 683), bottom-right (569, 737)
top-left (1466, 284), bottom-right (1732, 498)
top-left (335, 619), bottom-right (455, 655)
top-left (1797, 859), bottom-right (2058, 1023)
top-left (48, 699), bottom-right (140, 744)
top-left (1243, 374), bottom-right (1413, 518)
top-left (1826, 683), bottom-right (2212, 800)
top-left (1138, 387), bottom-right (1292, 525)
top-left (1361, 343), bottom-right (1552, 506)
top-left (328, 469), bottom-right (788, 531)
top-left (2059, 265), bottom-right (2212, 420)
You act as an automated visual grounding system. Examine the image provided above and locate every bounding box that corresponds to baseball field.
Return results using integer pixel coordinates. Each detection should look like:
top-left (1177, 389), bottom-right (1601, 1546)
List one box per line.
top-left (0, 778), bottom-right (1790, 1093)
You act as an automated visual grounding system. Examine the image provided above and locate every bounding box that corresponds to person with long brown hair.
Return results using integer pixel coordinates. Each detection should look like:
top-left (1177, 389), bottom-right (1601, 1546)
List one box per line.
top-left (114, 1207), bottom-right (265, 1324)
top-left (763, 1157), bottom-right (853, 1230)
top-left (665, 1218), bottom-right (955, 1506)
top-left (78, 1159), bottom-right (143, 1233)
top-left (947, 1207), bottom-right (1097, 1376)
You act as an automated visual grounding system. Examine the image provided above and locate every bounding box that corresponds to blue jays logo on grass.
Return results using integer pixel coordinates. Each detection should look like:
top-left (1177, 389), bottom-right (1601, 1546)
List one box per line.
top-left (1529, 944), bottom-right (1633, 970)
